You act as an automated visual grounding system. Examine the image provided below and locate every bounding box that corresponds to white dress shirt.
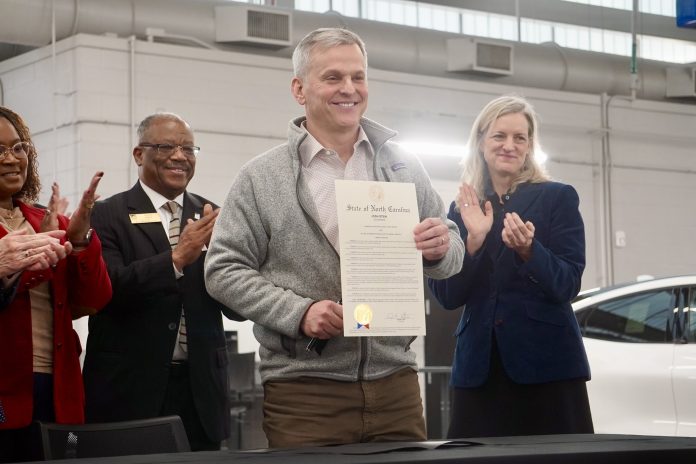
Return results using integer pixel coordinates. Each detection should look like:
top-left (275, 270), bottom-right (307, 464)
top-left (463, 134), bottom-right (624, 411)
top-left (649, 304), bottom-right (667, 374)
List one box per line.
top-left (298, 125), bottom-right (375, 252)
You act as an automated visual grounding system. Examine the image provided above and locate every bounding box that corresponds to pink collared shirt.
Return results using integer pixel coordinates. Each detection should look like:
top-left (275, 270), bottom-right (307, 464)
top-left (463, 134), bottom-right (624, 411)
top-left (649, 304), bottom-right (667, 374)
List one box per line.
top-left (298, 125), bottom-right (375, 252)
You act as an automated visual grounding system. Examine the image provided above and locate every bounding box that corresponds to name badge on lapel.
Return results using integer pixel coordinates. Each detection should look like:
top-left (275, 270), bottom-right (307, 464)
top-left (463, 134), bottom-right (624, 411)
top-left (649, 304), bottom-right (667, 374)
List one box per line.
top-left (129, 213), bottom-right (161, 224)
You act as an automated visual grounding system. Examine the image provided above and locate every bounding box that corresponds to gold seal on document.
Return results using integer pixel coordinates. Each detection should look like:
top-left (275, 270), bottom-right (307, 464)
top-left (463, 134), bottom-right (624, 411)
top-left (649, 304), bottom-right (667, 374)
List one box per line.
top-left (354, 304), bottom-right (373, 329)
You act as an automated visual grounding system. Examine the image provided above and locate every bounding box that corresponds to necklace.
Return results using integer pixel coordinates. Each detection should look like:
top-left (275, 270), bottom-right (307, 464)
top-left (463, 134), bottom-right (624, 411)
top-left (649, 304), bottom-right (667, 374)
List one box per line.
top-left (0, 206), bottom-right (16, 219)
top-left (0, 206), bottom-right (24, 231)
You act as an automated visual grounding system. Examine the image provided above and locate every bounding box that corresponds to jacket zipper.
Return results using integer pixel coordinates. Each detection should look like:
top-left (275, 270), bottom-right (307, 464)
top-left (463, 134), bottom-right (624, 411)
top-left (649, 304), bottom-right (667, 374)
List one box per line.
top-left (293, 138), bottom-right (393, 381)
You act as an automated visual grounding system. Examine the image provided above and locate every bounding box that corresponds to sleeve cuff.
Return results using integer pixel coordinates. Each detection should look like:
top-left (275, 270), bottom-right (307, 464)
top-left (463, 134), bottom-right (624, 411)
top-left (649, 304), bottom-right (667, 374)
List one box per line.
top-left (173, 263), bottom-right (184, 279)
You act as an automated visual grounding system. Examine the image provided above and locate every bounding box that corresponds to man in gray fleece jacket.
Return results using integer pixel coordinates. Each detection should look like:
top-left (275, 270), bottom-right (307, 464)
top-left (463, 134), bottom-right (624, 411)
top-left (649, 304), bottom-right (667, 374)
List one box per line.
top-left (205, 28), bottom-right (464, 448)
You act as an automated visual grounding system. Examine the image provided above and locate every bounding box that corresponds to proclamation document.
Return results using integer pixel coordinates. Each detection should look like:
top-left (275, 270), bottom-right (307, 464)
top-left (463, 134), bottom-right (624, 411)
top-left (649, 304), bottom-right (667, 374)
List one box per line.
top-left (335, 179), bottom-right (425, 337)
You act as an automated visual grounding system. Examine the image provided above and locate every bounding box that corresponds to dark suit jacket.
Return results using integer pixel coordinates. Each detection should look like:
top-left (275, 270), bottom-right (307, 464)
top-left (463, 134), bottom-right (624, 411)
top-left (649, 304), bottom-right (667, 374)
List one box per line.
top-left (428, 181), bottom-right (590, 388)
top-left (0, 279), bottom-right (17, 310)
top-left (83, 182), bottom-right (243, 442)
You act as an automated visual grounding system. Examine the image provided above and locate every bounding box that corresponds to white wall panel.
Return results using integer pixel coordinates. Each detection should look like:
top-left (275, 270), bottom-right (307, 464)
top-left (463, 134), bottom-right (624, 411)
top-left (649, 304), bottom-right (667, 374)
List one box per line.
top-left (611, 167), bottom-right (694, 279)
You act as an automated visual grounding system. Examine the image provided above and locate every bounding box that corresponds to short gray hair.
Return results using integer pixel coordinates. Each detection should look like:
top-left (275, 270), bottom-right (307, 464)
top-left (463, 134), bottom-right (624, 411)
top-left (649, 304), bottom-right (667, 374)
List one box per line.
top-left (137, 113), bottom-right (190, 142)
top-left (292, 28), bottom-right (368, 79)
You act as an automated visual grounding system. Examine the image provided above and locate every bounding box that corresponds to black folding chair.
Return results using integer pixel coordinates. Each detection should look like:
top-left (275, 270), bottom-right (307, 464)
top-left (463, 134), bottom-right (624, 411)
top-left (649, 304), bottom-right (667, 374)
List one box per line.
top-left (37, 415), bottom-right (190, 459)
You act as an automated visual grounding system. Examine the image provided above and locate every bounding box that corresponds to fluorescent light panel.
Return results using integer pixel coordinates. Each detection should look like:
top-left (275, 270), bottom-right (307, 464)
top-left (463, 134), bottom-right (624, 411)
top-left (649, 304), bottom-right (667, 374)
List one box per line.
top-left (398, 141), bottom-right (468, 158)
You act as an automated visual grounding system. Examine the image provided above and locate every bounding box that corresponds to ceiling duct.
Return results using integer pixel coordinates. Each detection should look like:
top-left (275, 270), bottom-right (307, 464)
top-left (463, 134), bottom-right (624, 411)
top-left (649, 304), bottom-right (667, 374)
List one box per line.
top-left (447, 38), bottom-right (514, 76)
top-left (215, 5), bottom-right (292, 49)
top-left (0, 0), bottom-right (691, 103)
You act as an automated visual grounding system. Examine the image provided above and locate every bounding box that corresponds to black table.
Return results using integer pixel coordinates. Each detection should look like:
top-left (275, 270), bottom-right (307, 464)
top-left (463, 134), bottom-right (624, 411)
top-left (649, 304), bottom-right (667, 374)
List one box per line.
top-left (40, 434), bottom-right (696, 464)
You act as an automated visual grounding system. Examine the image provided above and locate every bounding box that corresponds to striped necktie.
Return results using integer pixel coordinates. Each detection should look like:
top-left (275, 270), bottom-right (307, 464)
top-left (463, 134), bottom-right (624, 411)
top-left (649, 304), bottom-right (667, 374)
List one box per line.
top-left (164, 201), bottom-right (187, 355)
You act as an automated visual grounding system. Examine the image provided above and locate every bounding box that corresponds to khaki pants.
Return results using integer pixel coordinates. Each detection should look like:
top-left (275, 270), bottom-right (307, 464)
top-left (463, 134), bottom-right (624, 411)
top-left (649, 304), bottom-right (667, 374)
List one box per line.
top-left (263, 368), bottom-right (426, 448)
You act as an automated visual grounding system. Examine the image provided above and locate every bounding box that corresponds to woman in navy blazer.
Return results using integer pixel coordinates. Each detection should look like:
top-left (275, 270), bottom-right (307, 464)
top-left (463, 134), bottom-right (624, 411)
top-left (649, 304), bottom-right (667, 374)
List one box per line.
top-left (429, 95), bottom-right (593, 438)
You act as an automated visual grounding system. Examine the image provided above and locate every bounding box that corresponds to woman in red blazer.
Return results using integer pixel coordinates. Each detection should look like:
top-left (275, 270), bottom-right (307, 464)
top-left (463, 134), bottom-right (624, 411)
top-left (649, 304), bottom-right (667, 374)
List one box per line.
top-left (0, 106), bottom-right (112, 462)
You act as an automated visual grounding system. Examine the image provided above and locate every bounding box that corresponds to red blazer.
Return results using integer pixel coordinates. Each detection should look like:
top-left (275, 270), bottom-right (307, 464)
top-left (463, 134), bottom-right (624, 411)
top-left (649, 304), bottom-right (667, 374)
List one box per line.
top-left (0, 201), bottom-right (112, 429)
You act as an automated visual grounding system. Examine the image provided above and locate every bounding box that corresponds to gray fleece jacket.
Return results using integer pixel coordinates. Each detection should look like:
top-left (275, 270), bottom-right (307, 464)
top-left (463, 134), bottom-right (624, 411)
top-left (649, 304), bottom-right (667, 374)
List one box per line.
top-left (205, 116), bottom-right (464, 383)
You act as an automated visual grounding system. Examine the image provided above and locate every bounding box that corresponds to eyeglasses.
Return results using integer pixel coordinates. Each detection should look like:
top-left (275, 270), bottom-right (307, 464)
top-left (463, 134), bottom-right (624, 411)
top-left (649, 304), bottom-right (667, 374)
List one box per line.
top-left (0, 141), bottom-right (31, 160)
top-left (139, 143), bottom-right (200, 158)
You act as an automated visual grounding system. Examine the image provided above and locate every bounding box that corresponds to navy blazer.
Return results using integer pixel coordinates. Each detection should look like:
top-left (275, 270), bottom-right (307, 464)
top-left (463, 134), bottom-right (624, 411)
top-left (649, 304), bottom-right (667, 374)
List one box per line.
top-left (428, 181), bottom-right (590, 388)
top-left (83, 183), bottom-right (243, 442)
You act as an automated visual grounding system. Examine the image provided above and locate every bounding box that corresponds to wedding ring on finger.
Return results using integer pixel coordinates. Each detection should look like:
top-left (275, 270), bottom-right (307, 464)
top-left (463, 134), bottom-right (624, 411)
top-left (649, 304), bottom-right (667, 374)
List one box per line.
top-left (84, 201), bottom-right (95, 210)
top-left (463, 203), bottom-right (469, 207)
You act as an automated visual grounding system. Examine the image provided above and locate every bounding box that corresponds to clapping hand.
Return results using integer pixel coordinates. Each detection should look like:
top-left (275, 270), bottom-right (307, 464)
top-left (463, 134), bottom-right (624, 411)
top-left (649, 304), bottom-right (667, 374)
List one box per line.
top-left (172, 203), bottom-right (219, 272)
top-left (0, 229), bottom-right (72, 277)
top-left (458, 183), bottom-right (493, 255)
top-left (502, 212), bottom-right (535, 261)
top-left (67, 172), bottom-right (103, 247)
top-left (39, 182), bottom-right (69, 233)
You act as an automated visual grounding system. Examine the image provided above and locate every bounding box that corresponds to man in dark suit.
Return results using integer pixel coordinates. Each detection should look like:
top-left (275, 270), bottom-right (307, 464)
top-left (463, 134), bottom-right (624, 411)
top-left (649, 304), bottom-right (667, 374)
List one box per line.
top-left (83, 113), bottom-right (243, 451)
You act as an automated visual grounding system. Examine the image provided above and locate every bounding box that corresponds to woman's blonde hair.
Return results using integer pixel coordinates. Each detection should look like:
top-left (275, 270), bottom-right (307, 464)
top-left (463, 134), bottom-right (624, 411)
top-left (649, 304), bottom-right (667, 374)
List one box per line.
top-left (457, 95), bottom-right (549, 207)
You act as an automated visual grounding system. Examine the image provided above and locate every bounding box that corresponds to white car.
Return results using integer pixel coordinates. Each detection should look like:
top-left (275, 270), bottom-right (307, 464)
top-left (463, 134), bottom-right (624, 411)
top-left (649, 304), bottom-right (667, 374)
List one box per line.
top-left (573, 275), bottom-right (696, 437)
